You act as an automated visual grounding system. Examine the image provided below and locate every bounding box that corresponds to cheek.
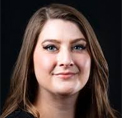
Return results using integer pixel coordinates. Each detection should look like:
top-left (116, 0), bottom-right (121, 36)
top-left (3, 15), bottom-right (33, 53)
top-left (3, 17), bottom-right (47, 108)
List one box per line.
top-left (77, 54), bottom-right (91, 71)
top-left (74, 53), bottom-right (91, 82)
top-left (39, 56), bottom-right (52, 70)
top-left (33, 51), bottom-right (56, 75)
top-left (75, 54), bottom-right (91, 89)
top-left (33, 50), bottom-right (56, 89)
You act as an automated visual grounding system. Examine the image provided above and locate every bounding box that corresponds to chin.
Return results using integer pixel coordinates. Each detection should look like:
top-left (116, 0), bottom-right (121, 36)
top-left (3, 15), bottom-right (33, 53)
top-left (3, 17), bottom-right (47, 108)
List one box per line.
top-left (52, 80), bottom-right (82, 96)
top-left (56, 91), bottom-right (74, 96)
top-left (55, 87), bottom-right (80, 96)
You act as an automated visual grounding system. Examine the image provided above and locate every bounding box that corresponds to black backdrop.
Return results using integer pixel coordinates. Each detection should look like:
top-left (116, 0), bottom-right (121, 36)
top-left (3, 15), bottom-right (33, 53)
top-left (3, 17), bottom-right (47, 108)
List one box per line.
top-left (1, 0), bottom-right (121, 114)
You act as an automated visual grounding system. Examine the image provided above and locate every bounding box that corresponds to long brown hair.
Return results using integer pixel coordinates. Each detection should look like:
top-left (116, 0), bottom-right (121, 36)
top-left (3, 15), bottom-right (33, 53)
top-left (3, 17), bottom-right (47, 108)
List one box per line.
top-left (1, 3), bottom-right (118, 118)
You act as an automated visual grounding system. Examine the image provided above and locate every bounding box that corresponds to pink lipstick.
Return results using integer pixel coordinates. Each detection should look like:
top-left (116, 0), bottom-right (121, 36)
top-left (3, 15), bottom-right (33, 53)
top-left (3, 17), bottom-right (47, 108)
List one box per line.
top-left (54, 72), bottom-right (76, 79)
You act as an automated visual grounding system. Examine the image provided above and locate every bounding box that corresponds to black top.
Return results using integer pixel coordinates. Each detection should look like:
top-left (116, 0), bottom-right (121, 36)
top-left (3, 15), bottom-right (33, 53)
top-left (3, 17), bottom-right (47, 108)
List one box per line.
top-left (6, 109), bottom-right (34, 118)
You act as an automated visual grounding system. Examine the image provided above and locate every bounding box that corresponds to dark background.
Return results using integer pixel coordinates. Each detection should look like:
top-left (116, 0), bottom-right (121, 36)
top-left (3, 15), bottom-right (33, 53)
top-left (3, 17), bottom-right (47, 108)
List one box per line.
top-left (1, 0), bottom-right (121, 114)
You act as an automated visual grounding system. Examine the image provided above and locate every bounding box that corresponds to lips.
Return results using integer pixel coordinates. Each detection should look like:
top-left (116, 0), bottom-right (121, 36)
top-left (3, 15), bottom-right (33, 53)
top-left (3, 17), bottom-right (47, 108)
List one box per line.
top-left (54, 72), bottom-right (77, 79)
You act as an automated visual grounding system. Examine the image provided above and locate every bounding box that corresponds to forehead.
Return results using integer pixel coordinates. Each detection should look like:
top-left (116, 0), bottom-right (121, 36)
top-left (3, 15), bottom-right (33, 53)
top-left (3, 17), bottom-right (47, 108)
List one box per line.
top-left (38, 19), bottom-right (85, 41)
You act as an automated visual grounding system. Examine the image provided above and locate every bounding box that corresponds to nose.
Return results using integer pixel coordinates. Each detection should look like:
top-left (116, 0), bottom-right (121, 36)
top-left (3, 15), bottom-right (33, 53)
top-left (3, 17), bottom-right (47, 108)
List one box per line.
top-left (57, 48), bottom-right (74, 68)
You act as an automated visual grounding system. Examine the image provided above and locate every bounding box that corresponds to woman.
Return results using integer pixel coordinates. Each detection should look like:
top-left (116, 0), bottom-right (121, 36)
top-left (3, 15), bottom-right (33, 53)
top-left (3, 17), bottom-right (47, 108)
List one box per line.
top-left (1, 3), bottom-right (118, 118)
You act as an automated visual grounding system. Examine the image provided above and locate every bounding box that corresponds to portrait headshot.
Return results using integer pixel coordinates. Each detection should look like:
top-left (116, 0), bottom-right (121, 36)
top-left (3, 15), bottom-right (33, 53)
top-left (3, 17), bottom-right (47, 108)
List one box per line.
top-left (1, 0), bottom-right (121, 118)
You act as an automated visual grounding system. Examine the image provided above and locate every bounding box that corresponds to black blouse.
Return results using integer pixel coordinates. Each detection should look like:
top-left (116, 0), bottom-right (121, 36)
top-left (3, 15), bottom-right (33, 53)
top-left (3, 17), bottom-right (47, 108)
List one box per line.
top-left (6, 109), bottom-right (34, 118)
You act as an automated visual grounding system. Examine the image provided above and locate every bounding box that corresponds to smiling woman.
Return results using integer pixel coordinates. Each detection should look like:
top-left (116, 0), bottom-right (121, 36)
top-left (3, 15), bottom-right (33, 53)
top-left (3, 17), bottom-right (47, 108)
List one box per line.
top-left (1, 3), bottom-right (119, 118)
top-left (33, 19), bottom-right (91, 97)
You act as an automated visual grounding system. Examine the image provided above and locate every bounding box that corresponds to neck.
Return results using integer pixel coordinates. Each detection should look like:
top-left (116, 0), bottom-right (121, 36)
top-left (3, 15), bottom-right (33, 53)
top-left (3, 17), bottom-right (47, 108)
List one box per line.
top-left (34, 88), bottom-right (79, 118)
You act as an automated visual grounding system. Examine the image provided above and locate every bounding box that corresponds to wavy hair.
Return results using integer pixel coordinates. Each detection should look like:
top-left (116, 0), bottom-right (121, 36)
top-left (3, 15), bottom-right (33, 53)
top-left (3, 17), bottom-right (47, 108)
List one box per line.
top-left (1, 3), bottom-right (118, 118)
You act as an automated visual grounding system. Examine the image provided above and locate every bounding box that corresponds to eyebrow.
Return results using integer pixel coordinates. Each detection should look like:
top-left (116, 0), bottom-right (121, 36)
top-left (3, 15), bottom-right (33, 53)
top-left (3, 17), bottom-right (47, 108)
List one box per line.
top-left (41, 38), bottom-right (86, 44)
top-left (71, 38), bottom-right (86, 44)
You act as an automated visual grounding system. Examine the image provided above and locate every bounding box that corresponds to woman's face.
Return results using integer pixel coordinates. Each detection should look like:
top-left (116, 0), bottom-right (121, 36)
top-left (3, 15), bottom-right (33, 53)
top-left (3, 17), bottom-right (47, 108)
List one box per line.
top-left (33, 19), bottom-right (91, 96)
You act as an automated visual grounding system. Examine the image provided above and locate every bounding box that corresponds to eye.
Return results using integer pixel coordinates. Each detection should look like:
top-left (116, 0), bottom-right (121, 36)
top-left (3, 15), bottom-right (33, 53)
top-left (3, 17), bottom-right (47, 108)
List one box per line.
top-left (43, 45), bottom-right (58, 52)
top-left (72, 44), bottom-right (86, 51)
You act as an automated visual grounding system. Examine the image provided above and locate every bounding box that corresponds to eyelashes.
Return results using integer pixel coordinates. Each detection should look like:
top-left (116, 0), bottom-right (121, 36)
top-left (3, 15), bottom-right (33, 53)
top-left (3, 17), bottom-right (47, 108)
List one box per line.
top-left (43, 44), bottom-right (87, 52)
top-left (43, 45), bottom-right (57, 51)
top-left (71, 44), bottom-right (86, 51)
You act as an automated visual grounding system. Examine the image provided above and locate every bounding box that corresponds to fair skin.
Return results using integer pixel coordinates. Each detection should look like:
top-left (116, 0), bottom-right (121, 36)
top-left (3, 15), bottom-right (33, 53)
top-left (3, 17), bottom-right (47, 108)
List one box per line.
top-left (33, 19), bottom-right (91, 118)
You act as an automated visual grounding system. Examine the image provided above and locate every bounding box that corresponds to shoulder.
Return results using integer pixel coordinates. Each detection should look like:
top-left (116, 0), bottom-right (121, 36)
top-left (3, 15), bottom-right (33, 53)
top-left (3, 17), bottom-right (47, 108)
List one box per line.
top-left (6, 109), bottom-right (34, 118)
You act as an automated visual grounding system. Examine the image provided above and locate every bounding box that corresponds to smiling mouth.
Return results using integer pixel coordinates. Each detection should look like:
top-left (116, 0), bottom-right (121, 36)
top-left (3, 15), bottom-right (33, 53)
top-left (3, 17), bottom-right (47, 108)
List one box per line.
top-left (54, 73), bottom-right (77, 79)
